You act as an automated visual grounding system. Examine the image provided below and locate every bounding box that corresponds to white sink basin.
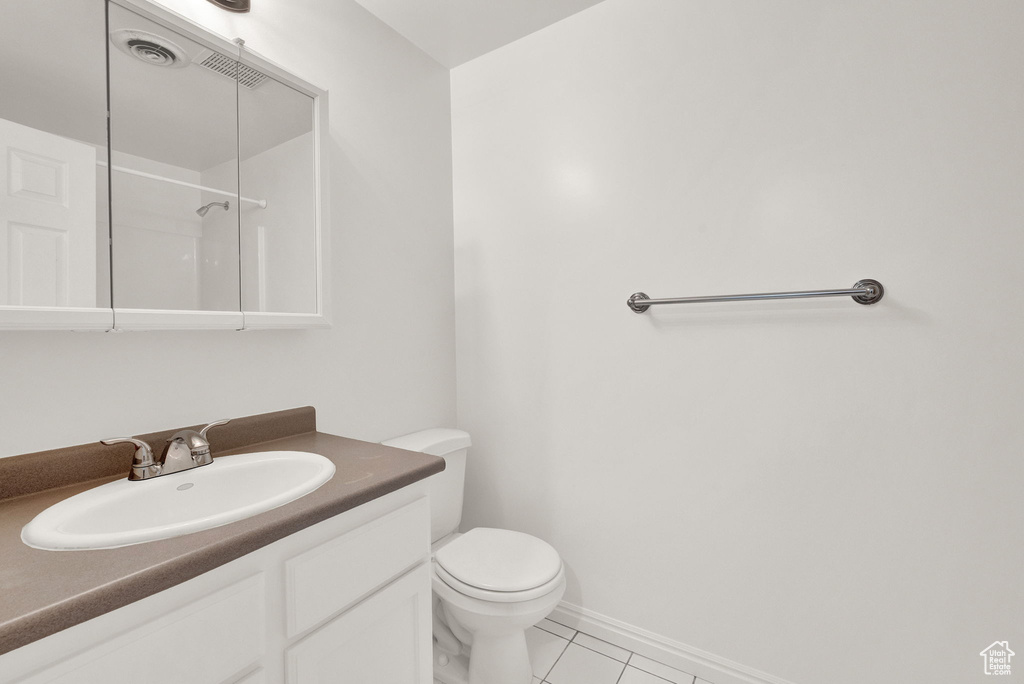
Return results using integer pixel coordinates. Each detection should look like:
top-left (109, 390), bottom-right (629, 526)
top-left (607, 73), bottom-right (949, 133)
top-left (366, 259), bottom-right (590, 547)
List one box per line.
top-left (22, 451), bottom-right (336, 550)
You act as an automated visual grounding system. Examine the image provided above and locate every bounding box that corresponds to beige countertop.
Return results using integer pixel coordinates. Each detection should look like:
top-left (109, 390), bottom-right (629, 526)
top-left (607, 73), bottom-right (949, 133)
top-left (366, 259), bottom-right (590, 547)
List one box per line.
top-left (0, 415), bottom-right (443, 656)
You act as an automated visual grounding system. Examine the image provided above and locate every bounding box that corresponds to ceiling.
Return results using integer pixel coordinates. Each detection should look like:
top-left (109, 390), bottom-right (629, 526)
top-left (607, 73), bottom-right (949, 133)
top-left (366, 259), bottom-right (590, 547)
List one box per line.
top-left (351, 0), bottom-right (608, 68)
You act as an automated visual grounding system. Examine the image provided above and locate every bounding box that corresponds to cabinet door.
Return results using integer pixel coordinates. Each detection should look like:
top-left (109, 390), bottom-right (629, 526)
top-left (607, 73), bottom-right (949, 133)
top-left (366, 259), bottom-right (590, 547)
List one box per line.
top-left (285, 496), bottom-right (429, 638)
top-left (15, 574), bottom-right (265, 684)
top-left (107, 0), bottom-right (243, 330)
top-left (286, 564), bottom-right (432, 684)
top-left (0, 0), bottom-right (112, 331)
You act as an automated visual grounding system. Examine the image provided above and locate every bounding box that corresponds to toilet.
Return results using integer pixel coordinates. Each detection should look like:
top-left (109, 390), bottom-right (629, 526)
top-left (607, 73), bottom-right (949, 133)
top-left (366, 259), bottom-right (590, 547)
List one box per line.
top-left (382, 429), bottom-right (565, 684)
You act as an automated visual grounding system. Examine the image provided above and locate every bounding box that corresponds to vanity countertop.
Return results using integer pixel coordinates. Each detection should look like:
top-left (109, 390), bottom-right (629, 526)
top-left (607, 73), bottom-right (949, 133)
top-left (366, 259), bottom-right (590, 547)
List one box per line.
top-left (0, 408), bottom-right (444, 656)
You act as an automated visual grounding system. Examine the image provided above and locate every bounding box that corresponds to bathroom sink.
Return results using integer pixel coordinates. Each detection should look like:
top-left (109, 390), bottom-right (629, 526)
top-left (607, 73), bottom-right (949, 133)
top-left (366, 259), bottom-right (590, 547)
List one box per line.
top-left (22, 451), bottom-right (336, 550)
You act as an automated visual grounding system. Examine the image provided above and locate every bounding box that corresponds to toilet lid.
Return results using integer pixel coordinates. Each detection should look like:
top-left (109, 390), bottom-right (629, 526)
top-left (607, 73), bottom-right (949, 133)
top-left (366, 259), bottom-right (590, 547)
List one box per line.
top-left (434, 528), bottom-right (562, 593)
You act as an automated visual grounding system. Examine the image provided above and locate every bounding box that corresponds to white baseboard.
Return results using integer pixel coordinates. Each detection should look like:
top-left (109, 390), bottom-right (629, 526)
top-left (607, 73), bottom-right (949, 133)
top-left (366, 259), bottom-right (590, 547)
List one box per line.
top-left (549, 602), bottom-right (797, 684)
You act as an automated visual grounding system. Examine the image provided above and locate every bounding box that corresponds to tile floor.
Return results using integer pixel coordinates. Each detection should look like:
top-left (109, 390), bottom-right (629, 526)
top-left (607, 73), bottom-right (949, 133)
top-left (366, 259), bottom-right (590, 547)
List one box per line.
top-left (431, 616), bottom-right (713, 684)
top-left (523, 618), bottom-right (712, 684)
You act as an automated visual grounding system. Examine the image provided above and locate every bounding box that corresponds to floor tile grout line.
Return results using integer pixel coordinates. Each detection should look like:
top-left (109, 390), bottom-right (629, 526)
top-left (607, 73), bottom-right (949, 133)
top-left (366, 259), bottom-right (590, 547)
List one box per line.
top-left (536, 622), bottom-right (577, 640)
top-left (572, 631), bottom-right (633, 662)
top-left (543, 639), bottom-right (628, 684)
top-left (529, 622), bottom-right (573, 681)
top-left (567, 637), bottom-right (632, 664)
top-left (539, 635), bottom-right (572, 681)
top-left (626, 664), bottom-right (680, 684)
top-left (627, 654), bottom-right (698, 684)
top-left (544, 616), bottom-right (577, 631)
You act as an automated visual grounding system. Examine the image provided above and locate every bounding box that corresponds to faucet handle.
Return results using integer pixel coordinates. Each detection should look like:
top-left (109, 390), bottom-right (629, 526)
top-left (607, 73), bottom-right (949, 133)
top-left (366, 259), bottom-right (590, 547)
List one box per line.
top-left (101, 437), bottom-right (155, 466)
top-left (199, 419), bottom-right (230, 440)
top-left (101, 437), bottom-right (161, 480)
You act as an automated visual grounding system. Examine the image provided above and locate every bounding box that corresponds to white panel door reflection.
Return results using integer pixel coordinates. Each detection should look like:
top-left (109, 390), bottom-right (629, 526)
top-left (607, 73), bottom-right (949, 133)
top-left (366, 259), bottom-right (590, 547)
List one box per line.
top-left (0, 117), bottom-right (97, 307)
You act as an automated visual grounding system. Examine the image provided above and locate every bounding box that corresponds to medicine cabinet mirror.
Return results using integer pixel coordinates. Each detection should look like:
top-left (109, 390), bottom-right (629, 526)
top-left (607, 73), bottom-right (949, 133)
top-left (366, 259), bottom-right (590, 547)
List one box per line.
top-left (0, 0), bottom-right (328, 331)
top-left (0, 0), bottom-right (112, 330)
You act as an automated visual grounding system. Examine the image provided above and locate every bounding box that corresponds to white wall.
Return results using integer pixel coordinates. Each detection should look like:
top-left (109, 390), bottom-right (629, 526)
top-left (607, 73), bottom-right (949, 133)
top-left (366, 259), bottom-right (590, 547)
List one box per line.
top-left (452, 2), bottom-right (1024, 683)
top-left (0, 0), bottom-right (456, 456)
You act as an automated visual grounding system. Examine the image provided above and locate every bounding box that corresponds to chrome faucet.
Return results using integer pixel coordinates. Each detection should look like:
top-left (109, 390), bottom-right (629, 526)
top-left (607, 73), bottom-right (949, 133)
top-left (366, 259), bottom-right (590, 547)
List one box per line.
top-left (102, 419), bottom-right (230, 481)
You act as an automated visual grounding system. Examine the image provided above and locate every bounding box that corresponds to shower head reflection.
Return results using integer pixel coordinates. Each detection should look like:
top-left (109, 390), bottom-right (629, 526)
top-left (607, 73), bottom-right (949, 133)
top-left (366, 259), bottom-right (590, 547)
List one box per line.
top-left (196, 200), bottom-right (230, 217)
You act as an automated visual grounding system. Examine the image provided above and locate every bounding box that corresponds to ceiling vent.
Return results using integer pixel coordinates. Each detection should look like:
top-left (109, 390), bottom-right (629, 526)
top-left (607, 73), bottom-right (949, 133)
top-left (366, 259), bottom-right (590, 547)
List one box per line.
top-left (197, 50), bottom-right (269, 89)
top-left (110, 29), bottom-right (189, 68)
top-left (206, 0), bottom-right (250, 12)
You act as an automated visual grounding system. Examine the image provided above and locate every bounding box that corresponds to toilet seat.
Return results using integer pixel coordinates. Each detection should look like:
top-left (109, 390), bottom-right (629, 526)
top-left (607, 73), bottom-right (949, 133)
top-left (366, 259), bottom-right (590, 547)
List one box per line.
top-left (434, 527), bottom-right (563, 603)
top-left (435, 560), bottom-right (565, 603)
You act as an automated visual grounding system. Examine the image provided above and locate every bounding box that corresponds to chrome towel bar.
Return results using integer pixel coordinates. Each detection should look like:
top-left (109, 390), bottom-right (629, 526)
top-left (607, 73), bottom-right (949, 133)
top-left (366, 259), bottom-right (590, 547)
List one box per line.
top-left (627, 279), bottom-right (884, 313)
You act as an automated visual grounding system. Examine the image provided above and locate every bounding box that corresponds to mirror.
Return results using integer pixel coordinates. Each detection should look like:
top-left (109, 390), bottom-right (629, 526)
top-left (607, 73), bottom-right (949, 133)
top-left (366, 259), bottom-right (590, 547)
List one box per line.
top-left (108, 2), bottom-right (241, 313)
top-left (0, 0), bottom-right (110, 315)
top-left (0, 0), bottom-right (325, 330)
top-left (238, 66), bottom-right (319, 315)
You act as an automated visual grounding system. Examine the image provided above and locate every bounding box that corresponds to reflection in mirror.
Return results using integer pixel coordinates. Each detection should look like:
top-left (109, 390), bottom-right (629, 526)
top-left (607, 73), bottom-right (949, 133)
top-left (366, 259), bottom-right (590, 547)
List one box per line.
top-left (0, 0), bottom-right (110, 310)
top-left (238, 62), bottom-right (318, 314)
top-left (108, 2), bottom-right (241, 312)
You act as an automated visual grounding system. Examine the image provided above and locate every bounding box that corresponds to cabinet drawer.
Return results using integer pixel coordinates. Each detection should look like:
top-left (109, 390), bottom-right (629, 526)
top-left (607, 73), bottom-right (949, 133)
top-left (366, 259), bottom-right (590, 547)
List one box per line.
top-left (285, 497), bottom-right (429, 637)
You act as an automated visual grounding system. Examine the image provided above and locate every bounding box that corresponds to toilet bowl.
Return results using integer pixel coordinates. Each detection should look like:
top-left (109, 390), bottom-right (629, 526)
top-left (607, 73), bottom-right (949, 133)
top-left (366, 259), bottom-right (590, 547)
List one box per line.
top-left (381, 430), bottom-right (565, 684)
top-left (431, 528), bottom-right (565, 684)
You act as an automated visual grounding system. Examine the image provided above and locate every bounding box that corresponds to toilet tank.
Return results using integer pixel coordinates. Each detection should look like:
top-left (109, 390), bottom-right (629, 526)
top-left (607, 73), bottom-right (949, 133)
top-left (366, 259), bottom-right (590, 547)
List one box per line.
top-left (381, 428), bottom-right (471, 544)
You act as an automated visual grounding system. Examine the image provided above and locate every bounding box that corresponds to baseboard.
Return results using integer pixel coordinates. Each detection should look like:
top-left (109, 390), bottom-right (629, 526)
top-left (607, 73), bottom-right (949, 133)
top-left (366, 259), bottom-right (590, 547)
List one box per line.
top-left (548, 601), bottom-right (797, 684)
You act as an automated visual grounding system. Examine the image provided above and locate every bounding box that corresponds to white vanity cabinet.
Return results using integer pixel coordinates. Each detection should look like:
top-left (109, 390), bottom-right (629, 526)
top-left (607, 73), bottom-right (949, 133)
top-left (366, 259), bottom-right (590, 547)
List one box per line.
top-left (0, 494), bottom-right (432, 684)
